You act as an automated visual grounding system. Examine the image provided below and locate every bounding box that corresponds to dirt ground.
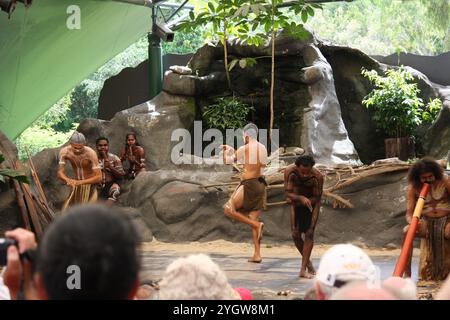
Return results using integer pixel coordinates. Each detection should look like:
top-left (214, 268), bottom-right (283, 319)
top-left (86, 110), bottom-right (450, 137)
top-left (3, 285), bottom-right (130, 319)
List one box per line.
top-left (139, 240), bottom-right (444, 300)
top-left (140, 239), bottom-right (420, 258)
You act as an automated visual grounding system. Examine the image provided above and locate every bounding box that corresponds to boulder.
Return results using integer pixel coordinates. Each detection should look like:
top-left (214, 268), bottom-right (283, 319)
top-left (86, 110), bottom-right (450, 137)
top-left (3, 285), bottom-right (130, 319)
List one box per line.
top-left (0, 130), bottom-right (21, 234)
top-left (423, 87), bottom-right (450, 158)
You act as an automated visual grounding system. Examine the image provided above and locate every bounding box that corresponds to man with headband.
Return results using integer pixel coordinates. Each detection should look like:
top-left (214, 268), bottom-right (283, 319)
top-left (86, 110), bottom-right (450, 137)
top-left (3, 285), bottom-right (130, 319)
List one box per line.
top-left (221, 123), bottom-right (268, 263)
top-left (57, 131), bottom-right (102, 210)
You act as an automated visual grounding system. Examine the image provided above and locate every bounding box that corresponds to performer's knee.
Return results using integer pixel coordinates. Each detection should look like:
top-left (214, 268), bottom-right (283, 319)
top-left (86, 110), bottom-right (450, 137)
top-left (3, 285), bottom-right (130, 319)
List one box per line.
top-left (445, 228), bottom-right (450, 240)
top-left (108, 187), bottom-right (120, 202)
top-left (223, 202), bottom-right (232, 217)
top-left (305, 231), bottom-right (314, 241)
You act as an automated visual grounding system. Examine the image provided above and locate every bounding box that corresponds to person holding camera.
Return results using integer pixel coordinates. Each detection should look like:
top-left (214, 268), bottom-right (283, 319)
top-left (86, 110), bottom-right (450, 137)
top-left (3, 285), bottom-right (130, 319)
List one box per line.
top-left (0, 228), bottom-right (37, 300)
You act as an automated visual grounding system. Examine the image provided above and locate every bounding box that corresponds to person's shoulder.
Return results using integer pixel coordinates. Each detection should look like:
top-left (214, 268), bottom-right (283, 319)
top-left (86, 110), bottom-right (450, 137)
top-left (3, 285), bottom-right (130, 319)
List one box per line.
top-left (109, 153), bottom-right (121, 161)
top-left (256, 141), bottom-right (268, 150)
top-left (284, 164), bottom-right (298, 179)
top-left (313, 167), bottom-right (324, 179)
top-left (59, 146), bottom-right (69, 156)
top-left (85, 146), bottom-right (98, 157)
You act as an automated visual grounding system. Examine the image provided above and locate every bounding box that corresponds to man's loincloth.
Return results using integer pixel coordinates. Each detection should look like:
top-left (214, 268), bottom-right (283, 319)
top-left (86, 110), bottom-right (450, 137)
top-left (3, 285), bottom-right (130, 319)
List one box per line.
top-left (293, 205), bottom-right (313, 233)
top-left (419, 215), bottom-right (450, 281)
top-left (62, 184), bottom-right (98, 211)
top-left (240, 177), bottom-right (267, 213)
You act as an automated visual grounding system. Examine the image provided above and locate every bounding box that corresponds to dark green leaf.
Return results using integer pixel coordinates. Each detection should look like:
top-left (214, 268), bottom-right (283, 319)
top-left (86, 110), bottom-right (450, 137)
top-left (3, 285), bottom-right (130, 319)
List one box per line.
top-left (301, 10), bottom-right (308, 23)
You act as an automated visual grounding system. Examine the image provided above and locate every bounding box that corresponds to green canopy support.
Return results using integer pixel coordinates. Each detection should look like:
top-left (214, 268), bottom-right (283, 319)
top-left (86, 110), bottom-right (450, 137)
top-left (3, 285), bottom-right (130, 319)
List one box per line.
top-left (148, 32), bottom-right (163, 98)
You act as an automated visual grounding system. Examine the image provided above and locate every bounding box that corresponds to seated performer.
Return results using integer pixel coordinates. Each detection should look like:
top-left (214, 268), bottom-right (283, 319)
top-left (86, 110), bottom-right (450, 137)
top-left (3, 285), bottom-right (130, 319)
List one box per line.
top-left (404, 157), bottom-right (450, 281)
top-left (120, 133), bottom-right (146, 179)
top-left (284, 155), bottom-right (324, 278)
top-left (96, 137), bottom-right (125, 204)
top-left (57, 131), bottom-right (102, 210)
top-left (222, 123), bottom-right (267, 263)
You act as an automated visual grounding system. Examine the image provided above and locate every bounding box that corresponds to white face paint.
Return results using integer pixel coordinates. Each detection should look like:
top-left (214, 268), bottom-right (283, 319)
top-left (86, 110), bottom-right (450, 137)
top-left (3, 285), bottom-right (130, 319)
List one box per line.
top-left (71, 143), bottom-right (85, 155)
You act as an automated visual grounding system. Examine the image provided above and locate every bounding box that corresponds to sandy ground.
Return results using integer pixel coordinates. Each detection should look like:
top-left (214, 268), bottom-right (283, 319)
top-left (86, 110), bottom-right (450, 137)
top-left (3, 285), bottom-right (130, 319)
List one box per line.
top-left (140, 239), bottom-right (420, 258)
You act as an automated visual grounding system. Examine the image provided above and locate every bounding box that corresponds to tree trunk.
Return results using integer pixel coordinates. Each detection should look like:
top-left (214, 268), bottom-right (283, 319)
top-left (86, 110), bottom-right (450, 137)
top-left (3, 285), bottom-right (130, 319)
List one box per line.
top-left (223, 18), bottom-right (232, 90)
top-left (385, 137), bottom-right (415, 161)
top-left (269, 29), bottom-right (275, 140)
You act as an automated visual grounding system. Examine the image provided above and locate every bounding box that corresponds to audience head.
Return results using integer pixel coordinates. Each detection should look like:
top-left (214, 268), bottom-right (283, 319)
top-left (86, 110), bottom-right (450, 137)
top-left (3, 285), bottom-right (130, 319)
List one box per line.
top-left (314, 244), bottom-right (377, 300)
top-left (157, 254), bottom-right (240, 300)
top-left (234, 287), bottom-right (253, 300)
top-left (35, 204), bottom-right (140, 300)
top-left (382, 276), bottom-right (417, 300)
top-left (330, 281), bottom-right (397, 300)
top-left (435, 274), bottom-right (450, 300)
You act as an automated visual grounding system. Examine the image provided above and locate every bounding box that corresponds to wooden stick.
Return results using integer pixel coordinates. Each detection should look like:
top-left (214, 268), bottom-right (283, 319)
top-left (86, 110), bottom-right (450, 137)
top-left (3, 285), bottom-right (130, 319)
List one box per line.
top-left (25, 147), bottom-right (49, 206)
top-left (203, 182), bottom-right (240, 188)
top-left (21, 182), bottom-right (43, 240)
top-left (323, 190), bottom-right (354, 209)
top-left (12, 180), bottom-right (32, 230)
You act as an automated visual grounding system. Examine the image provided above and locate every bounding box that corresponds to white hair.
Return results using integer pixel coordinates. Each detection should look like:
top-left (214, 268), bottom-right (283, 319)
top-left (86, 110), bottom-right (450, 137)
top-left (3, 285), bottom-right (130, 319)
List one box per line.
top-left (243, 123), bottom-right (258, 139)
top-left (69, 131), bottom-right (86, 144)
top-left (158, 254), bottom-right (240, 300)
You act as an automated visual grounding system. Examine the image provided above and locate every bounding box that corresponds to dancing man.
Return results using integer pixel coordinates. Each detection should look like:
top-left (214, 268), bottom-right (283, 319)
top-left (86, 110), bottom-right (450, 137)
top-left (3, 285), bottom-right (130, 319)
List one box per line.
top-left (222, 123), bottom-right (267, 263)
top-left (57, 131), bottom-right (102, 210)
top-left (284, 155), bottom-right (324, 278)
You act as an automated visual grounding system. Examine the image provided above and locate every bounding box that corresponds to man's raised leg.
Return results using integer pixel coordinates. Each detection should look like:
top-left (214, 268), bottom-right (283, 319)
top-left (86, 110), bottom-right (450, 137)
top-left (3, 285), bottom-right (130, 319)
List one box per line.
top-left (224, 186), bottom-right (261, 229)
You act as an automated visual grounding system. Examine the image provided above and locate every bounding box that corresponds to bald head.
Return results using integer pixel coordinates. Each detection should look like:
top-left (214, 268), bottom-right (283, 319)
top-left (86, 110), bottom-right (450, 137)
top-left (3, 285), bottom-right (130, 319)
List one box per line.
top-left (330, 282), bottom-right (398, 300)
top-left (435, 275), bottom-right (450, 300)
top-left (382, 277), bottom-right (417, 300)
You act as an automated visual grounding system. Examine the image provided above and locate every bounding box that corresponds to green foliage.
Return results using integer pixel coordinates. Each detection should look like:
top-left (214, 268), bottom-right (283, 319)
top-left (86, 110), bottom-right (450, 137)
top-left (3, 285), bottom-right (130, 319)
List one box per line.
top-left (15, 126), bottom-right (75, 161)
top-left (362, 67), bottom-right (442, 138)
top-left (305, 0), bottom-right (450, 55)
top-left (203, 98), bottom-right (254, 132)
top-left (0, 154), bottom-right (30, 184)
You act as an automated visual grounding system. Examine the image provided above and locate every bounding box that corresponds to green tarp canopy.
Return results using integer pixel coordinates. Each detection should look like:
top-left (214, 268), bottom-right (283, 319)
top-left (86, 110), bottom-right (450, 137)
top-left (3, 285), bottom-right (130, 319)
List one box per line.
top-left (0, 0), bottom-right (151, 140)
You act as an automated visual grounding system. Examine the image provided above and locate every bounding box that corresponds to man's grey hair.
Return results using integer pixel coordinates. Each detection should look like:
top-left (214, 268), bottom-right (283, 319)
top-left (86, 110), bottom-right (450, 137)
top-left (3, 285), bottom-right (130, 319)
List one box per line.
top-left (69, 131), bottom-right (86, 145)
top-left (243, 123), bottom-right (258, 139)
top-left (158, 254), bottom-right (240, 300)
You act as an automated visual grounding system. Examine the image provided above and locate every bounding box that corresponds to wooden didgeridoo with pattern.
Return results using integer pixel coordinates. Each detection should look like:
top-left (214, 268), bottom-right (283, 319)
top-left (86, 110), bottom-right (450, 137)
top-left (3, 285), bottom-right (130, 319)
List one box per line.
top-left (393, 183), bottom-right (430, 277)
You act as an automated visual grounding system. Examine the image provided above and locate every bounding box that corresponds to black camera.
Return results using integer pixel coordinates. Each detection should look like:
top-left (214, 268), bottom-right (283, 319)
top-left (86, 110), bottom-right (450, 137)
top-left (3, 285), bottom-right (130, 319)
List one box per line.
top-left (0, 238), bottom-right (18, 266)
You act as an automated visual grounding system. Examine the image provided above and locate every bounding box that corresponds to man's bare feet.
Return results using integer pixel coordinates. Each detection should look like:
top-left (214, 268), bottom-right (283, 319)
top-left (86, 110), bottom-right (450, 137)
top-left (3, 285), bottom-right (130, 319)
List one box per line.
top-left (257, 222), bottom-right (264, 241)
top-left (299, 270), bottom-right (314, 279)
top-left (307, 262), bottom-right (316, 275)
top-left (248, 257), bottom-right (262, 263)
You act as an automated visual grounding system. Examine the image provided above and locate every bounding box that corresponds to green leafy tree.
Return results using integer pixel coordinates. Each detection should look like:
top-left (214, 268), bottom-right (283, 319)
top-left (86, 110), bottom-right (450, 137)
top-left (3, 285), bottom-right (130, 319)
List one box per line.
top-left (232, 0), bottom-right (320, 139)
top-left (179, 0), bottom-right (250, 90)
top-left (306, 0), bottom-right (450, 55)
top-left (362, 66), bottom-right (442, 138)
top-left (203, 98), bottom-right (254, 132)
